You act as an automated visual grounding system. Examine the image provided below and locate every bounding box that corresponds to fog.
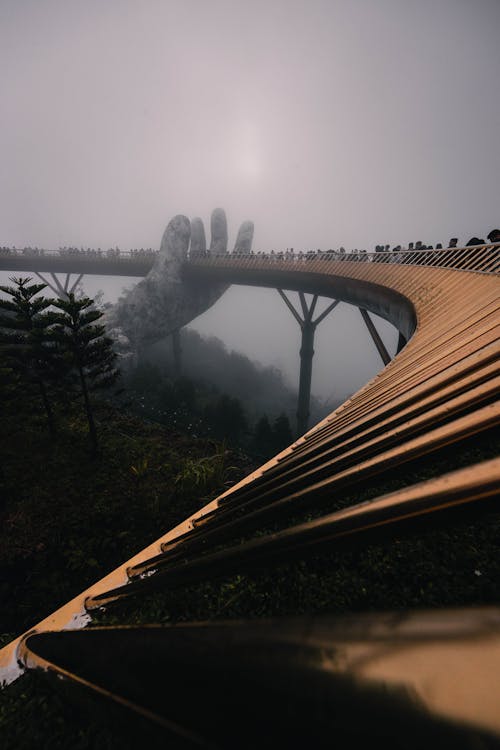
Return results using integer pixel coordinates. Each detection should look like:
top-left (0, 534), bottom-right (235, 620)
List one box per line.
top-left (1, 0), bottom-right (499, 402)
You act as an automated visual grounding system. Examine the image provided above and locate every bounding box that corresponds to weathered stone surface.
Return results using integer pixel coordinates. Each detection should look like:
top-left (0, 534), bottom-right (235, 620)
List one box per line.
top-left (209, 208), bottom-right (228, 254)
top-left (154, 214), bottom-right (190, 281)
top-left (108, 209), bottom-right (252, 350)
top-left (190, 217), bottom-right (206, 256)
top-left (234, 220), bottom-right (254, 253)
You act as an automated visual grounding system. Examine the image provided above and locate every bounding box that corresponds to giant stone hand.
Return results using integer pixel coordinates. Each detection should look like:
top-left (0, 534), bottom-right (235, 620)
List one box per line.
top-left (110, 208), bottom-right (253, 348)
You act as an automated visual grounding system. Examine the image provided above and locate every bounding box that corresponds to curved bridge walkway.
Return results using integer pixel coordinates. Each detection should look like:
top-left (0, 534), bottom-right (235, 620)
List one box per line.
top-left (1, 245), bottom-right (500, 746)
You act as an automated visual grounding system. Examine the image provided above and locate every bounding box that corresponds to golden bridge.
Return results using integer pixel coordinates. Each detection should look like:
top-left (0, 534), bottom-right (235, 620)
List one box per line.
top-left (0, 244), bottom-right (499, 747)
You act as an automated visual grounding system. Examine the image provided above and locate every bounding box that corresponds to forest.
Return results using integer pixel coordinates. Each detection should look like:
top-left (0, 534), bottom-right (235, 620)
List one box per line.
top-left (122, 326), bottom-right (336, 459)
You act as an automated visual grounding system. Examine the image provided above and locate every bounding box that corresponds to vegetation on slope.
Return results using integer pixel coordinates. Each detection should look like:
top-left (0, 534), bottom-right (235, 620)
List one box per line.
top-left (125, 327), bottom-right (334, 442)
top-left (1, 412), bottom-right (498, 748)
top-left (0, 403), bottom-right (253, 638)
top-left (0, 402), bottom-right (254, 748)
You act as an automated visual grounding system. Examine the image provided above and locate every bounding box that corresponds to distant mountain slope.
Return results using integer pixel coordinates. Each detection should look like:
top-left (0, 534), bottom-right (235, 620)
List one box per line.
top-left (145, 328), bottom-right (337, 426)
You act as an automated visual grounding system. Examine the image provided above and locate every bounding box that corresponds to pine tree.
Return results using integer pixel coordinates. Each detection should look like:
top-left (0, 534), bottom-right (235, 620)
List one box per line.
top-left (50, 293), bottom-right (120, 454)
top-left (272, 413), bottom-right (293, 450)
top-left (0, 277), bottom-right (59, 435)
top-left (0, 342), bottom-right (22, 416)
top-left (202, 394), bottom-right (245, 444)
top-left (252, 415), bottom-right (274, 458)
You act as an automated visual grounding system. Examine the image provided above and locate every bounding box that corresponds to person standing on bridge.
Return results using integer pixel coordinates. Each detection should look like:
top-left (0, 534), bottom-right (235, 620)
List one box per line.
top-left (486, 229), bottom-right (500, 270)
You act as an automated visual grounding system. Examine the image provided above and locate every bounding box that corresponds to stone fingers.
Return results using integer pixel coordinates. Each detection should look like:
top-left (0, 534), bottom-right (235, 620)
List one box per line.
top-left (190, 217), bottom-right (207, 256)
top-left (233, 221), bottom-right (254, 254)
top-left (209, 208), bottom-right (228, 254)
top-left (159, 215), bottom-right (191, 265)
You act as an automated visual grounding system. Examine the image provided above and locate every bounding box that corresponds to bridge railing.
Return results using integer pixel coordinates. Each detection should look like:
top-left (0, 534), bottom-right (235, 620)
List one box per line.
top-left (188, 243), bottom-right (500, 274)
top-left (1, 243), bottom-right (499, 274)
top-left (0, 246), bottom-right (158, 262)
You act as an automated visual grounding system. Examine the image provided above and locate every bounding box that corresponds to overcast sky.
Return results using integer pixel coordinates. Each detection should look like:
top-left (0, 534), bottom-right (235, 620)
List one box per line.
top-left (1, 0), bottom-right (499, 403)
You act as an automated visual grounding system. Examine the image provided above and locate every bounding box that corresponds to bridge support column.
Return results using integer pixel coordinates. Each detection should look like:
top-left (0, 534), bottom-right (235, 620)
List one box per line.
top-left (297, 321), bottom-right (315, 437)
top-left (396, 331), bottom-right (406, 353)
top-left (358, 308), bottom-right (391, 365)
top-left (278, 290), bottom-right (339, 437)
top-left (34, 271), bottom-right (84, 299)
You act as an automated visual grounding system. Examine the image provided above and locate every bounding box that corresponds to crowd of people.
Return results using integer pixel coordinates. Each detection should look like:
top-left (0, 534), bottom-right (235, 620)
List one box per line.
top-left (373, 228), bottom-right (500, 255)
top-left (1, 228), bottom-right (498, 266)
top-left (0, 245), bottom-right (158, 259)
top-left (199, 227), bottom-right (500, 261)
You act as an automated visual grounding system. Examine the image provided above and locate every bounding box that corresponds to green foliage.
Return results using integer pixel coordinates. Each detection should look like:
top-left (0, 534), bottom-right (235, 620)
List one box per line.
top-left (0, 403), bottom-right (246, 639)
top-left (0, 277), bottom-right (52, 325)
top-left (121, 357), bottom-right (294, 459)
top-left (203, 394), bottom-right (247, 443)
top-left (1, 406), bottom-right (498, 745)
top-left (131, 328), bottom-right (336, 432)
top-left (174, 456), bottom-right (217, 492)
top-left (252, 414), bottom-right (273, 456)
top-left (252, 412), bottom-right (293, 459)
top-left (129, 457), bottom-right (149, 480)
top-left (121, 364), bottom-right (251, 448)
top-left (50, 293), bottom-right (120, 453)
top-left (172, 376), bottom-right (196, 410)
top-left (50, 294), bottom-right (119, 393)
top-left (273, 413), bottom-right (293, 447)
top-left (0, 352), bottom-right (22, 413)
top-left (174, 443), bottom-right (239, 496)
top-left (0, 277), bottom-right (60, 434)
top-left (0, 281), bottom-right (120, 453)
top-left (0, 671), bottom-right (134, 750)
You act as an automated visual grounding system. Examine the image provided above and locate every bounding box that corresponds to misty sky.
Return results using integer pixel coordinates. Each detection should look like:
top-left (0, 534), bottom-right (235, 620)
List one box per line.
top-left (1, 0), bottom-right (499, 402)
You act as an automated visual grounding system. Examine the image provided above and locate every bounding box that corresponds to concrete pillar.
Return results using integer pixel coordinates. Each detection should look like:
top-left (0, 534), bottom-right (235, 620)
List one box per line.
top-left (277, 290), bottom-right (339, 438)
top-left (297, 321), bottom-right (316, 436)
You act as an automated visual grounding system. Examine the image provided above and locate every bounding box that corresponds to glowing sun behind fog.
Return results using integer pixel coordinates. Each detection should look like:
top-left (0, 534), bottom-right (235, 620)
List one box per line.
top-left (232, 121), bottom-right (263, 181)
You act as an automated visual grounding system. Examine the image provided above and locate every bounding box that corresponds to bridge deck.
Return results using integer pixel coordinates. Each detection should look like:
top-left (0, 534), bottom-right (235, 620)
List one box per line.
top-left (0, 249), bottom-right (154, 276)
